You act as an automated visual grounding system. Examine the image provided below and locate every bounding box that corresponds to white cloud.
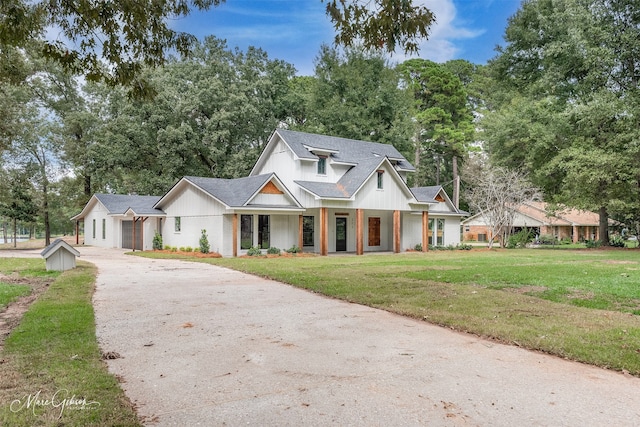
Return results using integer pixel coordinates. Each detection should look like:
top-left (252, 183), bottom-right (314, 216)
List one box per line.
top-left (394, 0), bottom-right (485, 63)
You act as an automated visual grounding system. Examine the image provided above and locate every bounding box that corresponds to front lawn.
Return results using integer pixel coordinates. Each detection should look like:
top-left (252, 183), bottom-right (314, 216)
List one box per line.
top-left (0, 259), bottom-right (140, 427)
top-left (137, 248), bottom-right (640, 375)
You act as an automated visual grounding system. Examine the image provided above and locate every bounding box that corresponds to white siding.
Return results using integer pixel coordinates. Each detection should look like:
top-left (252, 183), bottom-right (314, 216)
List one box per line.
top-left (354, 164), bottom-right (413, 211)
top-left (161, 185), bottom-right (227, 251)
top-left (402, 213), bottom-right (423, 251)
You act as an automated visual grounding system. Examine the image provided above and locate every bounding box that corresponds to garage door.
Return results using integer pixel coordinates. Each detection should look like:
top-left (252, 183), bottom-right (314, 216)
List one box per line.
top-left (122, 220), bottom-right (143, 250)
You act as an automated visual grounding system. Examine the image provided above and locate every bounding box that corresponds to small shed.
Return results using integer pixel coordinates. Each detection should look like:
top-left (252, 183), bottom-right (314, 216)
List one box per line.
top-left (40, 239), bottom-right (80, 271)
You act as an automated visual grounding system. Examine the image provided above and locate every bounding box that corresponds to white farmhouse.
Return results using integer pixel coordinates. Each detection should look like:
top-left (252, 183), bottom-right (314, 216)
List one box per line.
top-left (72, 129), bottom-right (466, 256)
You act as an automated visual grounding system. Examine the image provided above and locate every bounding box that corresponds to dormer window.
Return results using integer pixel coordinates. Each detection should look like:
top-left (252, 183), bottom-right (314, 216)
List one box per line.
top-left (377, 170), bottom-right (384, 189)
top-left (317, 156), bottom-right (327, 175)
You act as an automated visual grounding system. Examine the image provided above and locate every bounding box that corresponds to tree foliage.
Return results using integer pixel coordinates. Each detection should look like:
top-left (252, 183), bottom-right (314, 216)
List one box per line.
top-left (294, 46), bottom-right (414, 157)
top-left (484, 0), bottom-right (640, 244)
top-left (1, 0), bottom-right (434, 96)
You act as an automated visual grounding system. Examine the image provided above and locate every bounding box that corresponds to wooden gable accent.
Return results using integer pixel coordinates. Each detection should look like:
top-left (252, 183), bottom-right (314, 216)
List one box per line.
top-left (260, 181), bottom-right (284, 195)
top-left (435, 193), bottom-right (445, 202)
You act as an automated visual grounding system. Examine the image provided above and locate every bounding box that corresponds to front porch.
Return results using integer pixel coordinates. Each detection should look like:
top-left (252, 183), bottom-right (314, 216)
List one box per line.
top-left (230, 208), bottom-right (431, 257)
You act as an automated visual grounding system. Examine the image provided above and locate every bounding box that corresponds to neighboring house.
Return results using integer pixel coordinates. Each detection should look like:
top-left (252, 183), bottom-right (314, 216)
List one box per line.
top-left (462, 201), bottom-right (603, 243)
top-left (72, 129), bottom-right (467, 256)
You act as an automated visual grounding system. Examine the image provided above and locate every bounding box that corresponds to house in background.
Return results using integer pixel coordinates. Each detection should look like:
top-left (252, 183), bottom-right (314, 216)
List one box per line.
top-left (72, 129), bottom-right (467, 256)
top-left (462, 201), bottom-right (603, 243)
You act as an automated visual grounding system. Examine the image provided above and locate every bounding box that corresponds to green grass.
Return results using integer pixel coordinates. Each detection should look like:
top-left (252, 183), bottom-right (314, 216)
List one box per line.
top-left (0, 259), bottom-right (140, 427)
top-left (0, 284), bottom-right (30, 310)
top-left (135, 248), bottom-right (640, 375)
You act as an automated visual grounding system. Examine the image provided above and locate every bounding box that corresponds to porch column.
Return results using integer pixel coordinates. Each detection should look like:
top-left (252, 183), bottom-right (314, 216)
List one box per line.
top-left (320, 207), bottom-right (328, 256)
top-left (298, 215), bottom-right (304, 250)
top-left (141, 217), bottom-right (148, 251)
top-left (421, 211), bottom-right (429, 252)
top-left (232, 214), bottom-right (238, 257)
top-left (572, 225), bottom-right (579, 243)
top-left (75, 220), bottom-right (80, 245)
top-left (393, 210), bottom-right (401, 253)
top-left (356, 209), bottom-right (364, 255)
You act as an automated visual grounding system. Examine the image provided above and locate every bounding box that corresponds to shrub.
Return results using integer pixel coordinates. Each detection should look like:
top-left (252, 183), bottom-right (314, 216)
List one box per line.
top-left (585, 239), bottom-right (601, 248)
top-left (507, 229), bottom-right (535, 249)
top-left (414, 243), bottom-right (422, 251)
top-left (609, 235), bottom-right (625, 248)
top-left (179, 246), bottom-right (186, 252)
top-left (164, 244), bottom-right (171, 250)
top-left (286, 245), bottom-right (301, 253)
top-left (153, 233), bottom-right (163, 250)
top-left (267, 247), bottom-right (281, 255)
top-left (247, 246), bottom-right (262, 256)
top-left (199, 229), bottom-right (210, 254)
top-left (538, 234), bottom-right (557, 245)
top-left (185, 246), bottom-right (193, 252)
top-left (170, 246), bottom-right (177, 252)
top-left (457, 243), bottom-right (473, 250)
top-left (193, 247), bottom-right (200, 253)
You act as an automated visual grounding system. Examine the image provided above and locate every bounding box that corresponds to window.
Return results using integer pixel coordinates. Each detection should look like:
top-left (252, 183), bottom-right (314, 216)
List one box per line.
top-left (377, 170), bottom-right (384, 189)
top-left (437, 219), bottom-right (445, 246)
top-left (102, 219), bottom-right (106, 239)
top-left (241, 215), bottom-right (253, 249)
top-left (92, 219), bottom-right (96, 239)
top-left (258, 215), bottom-right (270, 249)
top-left (317, 156), bottom-right (327, 175)
top-left (303, 216), bottom-right (314, 246)
top-left (368, 217), bottom-right (381, 246)
top-left (175, 216), bottom-right (181, 232)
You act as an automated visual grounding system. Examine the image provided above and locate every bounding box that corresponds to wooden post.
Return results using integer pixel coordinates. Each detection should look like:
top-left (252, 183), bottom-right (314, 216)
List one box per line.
top-left (422, 211), bottom-right (429, 252)
top-left (320, 207), bottom-right (328, 256)
top-left (298, 215), bottom-right (304, 250)
top-left (356, 209), bottom-right (364, 255)
top-left (393, 210), bottom-right (401, 253)
top-left (75, 220), bottom-right (80, 245)
top-left (232, 214), bottom-right (238, 257)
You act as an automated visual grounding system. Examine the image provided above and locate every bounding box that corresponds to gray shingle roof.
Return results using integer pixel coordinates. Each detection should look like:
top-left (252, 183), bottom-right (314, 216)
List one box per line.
top-left (276, 129), bottom-right (415, 171)
top-left (295, 157), bottom-right (384, 199)
top-left (410, 186), bottom-right (441, 203)
top-left (95, 194), bottom-right (163, 215)
top-left (185, 174), bottom-right (274, 207)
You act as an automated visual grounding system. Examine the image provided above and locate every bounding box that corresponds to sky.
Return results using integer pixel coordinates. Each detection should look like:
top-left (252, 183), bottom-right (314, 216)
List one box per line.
top-left (171, 0), bottom-right (523, 76)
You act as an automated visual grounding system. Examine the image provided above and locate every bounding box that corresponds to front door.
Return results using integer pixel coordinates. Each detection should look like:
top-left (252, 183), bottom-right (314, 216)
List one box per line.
top-left (336, 217), bottom-right (347, 251)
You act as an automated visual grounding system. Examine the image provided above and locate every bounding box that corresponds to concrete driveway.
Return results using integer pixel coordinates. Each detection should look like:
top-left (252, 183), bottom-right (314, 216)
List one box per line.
top-left (6, 247), bottom-right (640, 425)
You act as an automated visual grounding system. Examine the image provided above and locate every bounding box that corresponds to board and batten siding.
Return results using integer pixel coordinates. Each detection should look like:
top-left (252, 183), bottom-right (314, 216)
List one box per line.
top-left (161, 185), bottom-right (227, 251)
top-left (353, 164), bottom-right (413, 211)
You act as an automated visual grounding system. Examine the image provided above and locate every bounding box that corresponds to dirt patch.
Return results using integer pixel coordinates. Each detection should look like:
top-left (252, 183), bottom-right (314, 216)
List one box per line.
top-left (505, 285), bottom-right (548, 295)
top-left (0, 273), bottom-right (54, 351)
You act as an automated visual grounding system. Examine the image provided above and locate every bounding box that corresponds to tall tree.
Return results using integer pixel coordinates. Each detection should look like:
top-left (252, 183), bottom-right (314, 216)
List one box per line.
top-left (397, 59), bottom-right (474, 200)
top-left (486, 0), bottom-right (640, 244)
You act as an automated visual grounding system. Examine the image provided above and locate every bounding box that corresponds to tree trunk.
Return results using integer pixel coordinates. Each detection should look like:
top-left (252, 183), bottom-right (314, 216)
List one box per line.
top-left (43, 177), bottom-right (51, 247)
top-left (452, 155), bottom-right (459, 209)
top-left (13, 218), bottom-right (17, 248)
top-left (2, 222), bottom-right (6, 244)
top-left (84, 172), bottom-right (91, 197)
top-left (598, 206), bottom-right (609, 246)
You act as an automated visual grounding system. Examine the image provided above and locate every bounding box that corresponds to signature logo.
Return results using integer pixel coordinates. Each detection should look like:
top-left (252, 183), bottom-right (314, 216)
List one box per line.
top-left (10, 389), bottom-right (100, 418)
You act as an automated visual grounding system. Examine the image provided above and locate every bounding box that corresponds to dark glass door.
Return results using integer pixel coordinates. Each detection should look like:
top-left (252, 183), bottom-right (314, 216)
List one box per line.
top-left (336, 217), bottom-right (347, 251)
